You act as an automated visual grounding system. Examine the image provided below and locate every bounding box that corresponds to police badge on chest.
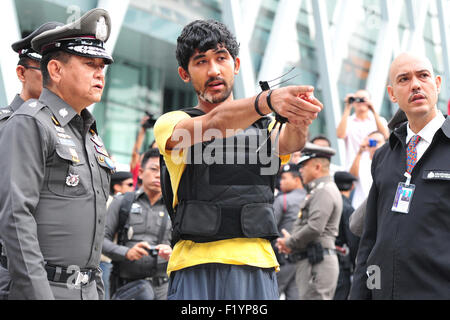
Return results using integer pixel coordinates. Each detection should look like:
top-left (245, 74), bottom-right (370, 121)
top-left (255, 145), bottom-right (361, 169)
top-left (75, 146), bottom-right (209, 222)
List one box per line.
top-left (66, 173), bottom-right (80, 187)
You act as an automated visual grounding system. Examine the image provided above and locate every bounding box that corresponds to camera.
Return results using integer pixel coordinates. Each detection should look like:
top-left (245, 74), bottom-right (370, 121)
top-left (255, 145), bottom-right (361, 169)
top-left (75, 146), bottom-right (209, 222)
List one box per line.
top-left (145, 245), bottom-right (159, 257)
top-left (348, 97), bottom-right (366, 104)
top-left (142, 111), bottom-right (157, 129)
top-left (369, 139), bottom-right (378, 147)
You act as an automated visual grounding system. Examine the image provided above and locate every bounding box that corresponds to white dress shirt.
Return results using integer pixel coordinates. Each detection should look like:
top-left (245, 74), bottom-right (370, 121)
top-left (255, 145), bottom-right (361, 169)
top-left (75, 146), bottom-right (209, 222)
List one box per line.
top-left (406, 110), bottom-right (446, 163)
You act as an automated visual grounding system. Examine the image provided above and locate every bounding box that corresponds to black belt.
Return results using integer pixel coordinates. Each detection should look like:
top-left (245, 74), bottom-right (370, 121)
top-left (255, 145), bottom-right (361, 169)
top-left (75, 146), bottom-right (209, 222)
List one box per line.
top-left (45, 264), bottom-right (98, 285)
top-left (290, 248), bottom-right (336, 262)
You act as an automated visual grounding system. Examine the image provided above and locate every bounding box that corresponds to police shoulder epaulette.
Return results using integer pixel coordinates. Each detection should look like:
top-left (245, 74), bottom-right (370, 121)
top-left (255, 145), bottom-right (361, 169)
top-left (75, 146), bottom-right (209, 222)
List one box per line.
top-left (14, 99), bottom-right (45, 117)
top-left (0, 107), bottom-right (13, 121)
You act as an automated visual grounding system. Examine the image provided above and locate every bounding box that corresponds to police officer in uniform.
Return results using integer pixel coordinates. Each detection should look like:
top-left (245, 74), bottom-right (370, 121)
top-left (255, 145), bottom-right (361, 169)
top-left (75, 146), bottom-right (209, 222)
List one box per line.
top-left (273, 163), bottom-right (306, 300)
top-left (0, 21), bottom-right (63, 301)
top-left (0, 22), bottom-right (63, 127)
top-left (277, 143), bottom-right (343, 300)
top-left (0, 8), bottom-right (114, 300)
top-left (103, 149), bottom-right (172, 300)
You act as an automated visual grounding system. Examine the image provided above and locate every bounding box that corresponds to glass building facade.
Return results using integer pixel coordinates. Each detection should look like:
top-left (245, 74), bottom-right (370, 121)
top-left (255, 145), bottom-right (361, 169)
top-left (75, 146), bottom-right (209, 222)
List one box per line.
top-left (1, 0), bottom-right (449, 167)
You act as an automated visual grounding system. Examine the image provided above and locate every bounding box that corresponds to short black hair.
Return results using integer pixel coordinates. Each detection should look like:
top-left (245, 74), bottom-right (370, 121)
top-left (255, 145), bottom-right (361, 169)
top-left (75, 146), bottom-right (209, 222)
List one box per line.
top-left (176, 19), bottom-right (240, 72)
top-left (310, 135), bottom-right (331, 147)
top-left (141, 148), bottom-right (160, 169)
top-left (40, 51), bottom-right (71, 87)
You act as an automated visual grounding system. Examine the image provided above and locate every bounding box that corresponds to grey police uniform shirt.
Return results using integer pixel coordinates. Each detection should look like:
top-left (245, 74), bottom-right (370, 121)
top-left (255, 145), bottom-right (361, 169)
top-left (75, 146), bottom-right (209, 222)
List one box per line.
top-left (0, 88), bottom-right (112, 300)
top-left (0, 94), bottom-right (25, 126)
top-left (286, 176), bottom-right (343, 252)
top-left (0, 94), bottom-right (25, 300)
top-left (103, 189), bottom-right (171, 280)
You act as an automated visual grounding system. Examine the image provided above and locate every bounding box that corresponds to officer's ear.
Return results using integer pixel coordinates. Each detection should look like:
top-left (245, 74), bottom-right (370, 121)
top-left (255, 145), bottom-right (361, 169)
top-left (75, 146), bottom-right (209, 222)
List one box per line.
top-left (178, 67), bottom-right (191, 83)
top-left (16, 65), bottom-right (26, 83)
top-left (47, 59), bottom-right (64, 85)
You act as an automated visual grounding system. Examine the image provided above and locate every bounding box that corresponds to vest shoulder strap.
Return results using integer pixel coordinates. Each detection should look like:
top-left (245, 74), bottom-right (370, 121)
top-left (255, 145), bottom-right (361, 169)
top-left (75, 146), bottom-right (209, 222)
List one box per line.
top-left (159, 107), bottom-right (205, 224)
top-left (117, 192), bottom-right (136, 245)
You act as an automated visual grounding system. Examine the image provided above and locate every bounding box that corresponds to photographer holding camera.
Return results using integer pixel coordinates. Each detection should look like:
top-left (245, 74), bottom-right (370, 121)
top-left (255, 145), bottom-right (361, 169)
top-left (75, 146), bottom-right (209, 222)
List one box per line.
top-left (103, 149), bottom-right (172, 300)
top-left (130, 113), bottom-right (157, 188)
top-left (336, 90), bottom-right (389, 170)
top-left (348, 131), bottom-right (386, 209)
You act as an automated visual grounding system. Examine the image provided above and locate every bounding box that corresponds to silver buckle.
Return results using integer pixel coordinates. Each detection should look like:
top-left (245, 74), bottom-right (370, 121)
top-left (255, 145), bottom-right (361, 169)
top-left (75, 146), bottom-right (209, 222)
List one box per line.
top-left (74, 271), bottom-right (90, 286)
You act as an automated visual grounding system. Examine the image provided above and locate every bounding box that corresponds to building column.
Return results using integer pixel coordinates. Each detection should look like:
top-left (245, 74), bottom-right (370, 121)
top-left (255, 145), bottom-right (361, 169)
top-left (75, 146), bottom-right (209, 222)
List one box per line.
top-left (365, 0), bottom-right (404, 114)
top-left (0, 0), bottom-right (21, 105)
top-left (436, 0), bottom-right (450, 101)
top-left (311, 0), bottom-right (345, 165)
top-left (257, 0), bottom-right (302, 91)
top-left (222, 0), bottom-right (257, 98)
top-left (89, 0), bottom-right (130, 112)
top-left (404, 0), bottom-right (430, 54)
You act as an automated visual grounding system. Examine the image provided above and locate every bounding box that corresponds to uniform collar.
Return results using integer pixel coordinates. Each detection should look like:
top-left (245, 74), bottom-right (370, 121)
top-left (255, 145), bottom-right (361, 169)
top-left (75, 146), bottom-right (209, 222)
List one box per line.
top-left (136, 188), bottom-right (163, 206)
top-left (9, 94), bottom-right (25, 112)
top-left (306, 175), bottom-right (332, 193)
top-left (39, 88), bottom-right (78, 127)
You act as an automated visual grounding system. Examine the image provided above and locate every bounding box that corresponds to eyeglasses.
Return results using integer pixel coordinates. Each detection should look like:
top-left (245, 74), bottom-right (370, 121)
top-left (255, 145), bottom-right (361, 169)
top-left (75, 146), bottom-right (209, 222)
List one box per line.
top-left (21, 64), bottom-right (41, 71)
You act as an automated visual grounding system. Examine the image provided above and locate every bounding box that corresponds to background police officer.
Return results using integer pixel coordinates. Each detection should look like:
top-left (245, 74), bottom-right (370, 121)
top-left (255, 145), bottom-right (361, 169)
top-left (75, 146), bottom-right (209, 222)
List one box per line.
top-left (277, 143), bottom-right (343, 300)
top-left (103, 149), bottom-right (172, 300)
top-left (0, 21), bottom-right (63, 127)
top-left (0, 21), bottom-right (63, 301)
top-left (273, 163), bottom-right (306, 300)
top-left (0, 8), bottom-right (114, 300)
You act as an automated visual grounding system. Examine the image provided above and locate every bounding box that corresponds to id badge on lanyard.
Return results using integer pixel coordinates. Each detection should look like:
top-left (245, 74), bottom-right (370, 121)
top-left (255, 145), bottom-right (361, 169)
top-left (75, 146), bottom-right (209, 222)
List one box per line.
top-left (391, 172), bottom-right (415, 214)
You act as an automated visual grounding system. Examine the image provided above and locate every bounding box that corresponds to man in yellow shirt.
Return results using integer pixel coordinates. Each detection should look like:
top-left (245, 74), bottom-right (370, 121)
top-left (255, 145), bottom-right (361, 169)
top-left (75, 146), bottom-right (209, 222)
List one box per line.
top-left (154, 19), bottom-right (323, 300)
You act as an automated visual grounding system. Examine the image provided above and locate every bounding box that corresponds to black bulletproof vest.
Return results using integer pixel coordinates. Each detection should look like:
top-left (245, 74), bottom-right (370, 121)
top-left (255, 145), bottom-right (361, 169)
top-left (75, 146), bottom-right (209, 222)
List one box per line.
top-left (171, 108), bottom-right (280, 243)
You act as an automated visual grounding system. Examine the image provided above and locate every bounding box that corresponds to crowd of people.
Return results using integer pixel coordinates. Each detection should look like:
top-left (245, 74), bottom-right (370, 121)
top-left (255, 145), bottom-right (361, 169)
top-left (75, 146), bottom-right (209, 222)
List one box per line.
top-left (0, 8), bottom-right (449, 301)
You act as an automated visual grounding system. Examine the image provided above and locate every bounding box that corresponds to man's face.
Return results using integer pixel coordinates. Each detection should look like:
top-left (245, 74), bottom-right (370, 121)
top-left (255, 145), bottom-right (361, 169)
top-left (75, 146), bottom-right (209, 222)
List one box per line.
top-left (18, 59), bottom-right (42, 99)
top-left (139, 157), bottom-right (161, 194)
top-left (299, 159), bottom-right (317, 185)
top-left (280, 172), bottom-right (299, 193)
top-left (59, 56), bottom-right (106, 108)
top-left (387, 53), bottom-right (441, 120)
top-left (353, 90), bottom-right (371, 113)
top-left (367, 132), bottom-right (386, 159)
top-left (179, 45), bottom-right (240, 105)
top-left (115, 178), bottom-right (134, 195)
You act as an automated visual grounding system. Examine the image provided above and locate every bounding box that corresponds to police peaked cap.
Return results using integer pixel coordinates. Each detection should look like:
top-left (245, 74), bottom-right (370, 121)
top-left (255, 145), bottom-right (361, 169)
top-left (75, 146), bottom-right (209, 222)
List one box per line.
top-left (281, 163), bottom-right (301, 174)
top-left (334, 171), bottom-right (357, 191)
top-left (31, 8), bottom-right (114, 64)
top-left (111, 171), bottom-right (133, 184)
top-left (297, 142), bottom-right (336, 166)
top-left (12, 21), bottom-right (64, 62)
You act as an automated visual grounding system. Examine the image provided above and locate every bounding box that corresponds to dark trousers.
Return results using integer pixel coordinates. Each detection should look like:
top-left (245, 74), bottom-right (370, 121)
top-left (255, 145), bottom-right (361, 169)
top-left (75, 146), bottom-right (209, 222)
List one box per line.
top-left (334, 268), bottom-right (351, 300)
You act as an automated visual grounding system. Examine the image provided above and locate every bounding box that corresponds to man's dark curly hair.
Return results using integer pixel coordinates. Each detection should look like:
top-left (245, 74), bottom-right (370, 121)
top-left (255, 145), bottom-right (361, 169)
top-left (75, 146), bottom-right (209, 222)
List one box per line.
top-left (176, 19), bottom-right (240, 72)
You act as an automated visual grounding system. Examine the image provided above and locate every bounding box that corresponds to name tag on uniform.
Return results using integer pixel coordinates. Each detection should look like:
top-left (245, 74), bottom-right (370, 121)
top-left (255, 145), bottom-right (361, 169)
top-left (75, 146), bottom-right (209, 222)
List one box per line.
top-left (392, 182), bottom-right (415, 214)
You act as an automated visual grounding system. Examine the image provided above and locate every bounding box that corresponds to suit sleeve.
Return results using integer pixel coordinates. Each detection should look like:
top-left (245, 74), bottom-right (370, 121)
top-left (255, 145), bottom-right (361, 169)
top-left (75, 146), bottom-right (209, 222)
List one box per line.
top-left (349, 197), bottom-right (367, 237)
top-left (349, 153), bottom-right (380, 300)
top-left (0, 115), bottom-right (54, 299)
top-left (102, 196), bottom-right (130, 261)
